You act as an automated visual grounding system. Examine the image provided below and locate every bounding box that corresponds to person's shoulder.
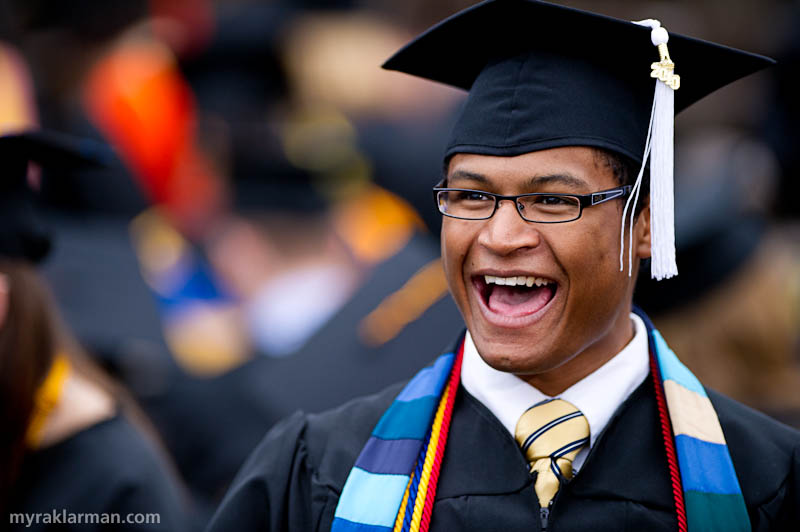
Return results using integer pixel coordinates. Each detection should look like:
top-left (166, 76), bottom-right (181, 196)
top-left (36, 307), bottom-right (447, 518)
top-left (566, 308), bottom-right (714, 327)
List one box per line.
top-left (62, 415), bottom-right (187, 500)
top-left (708, 388), bottom-right (799, 453)
top-left (67, 415), bottom-right (166, 470)
top-left (206, 382), bottom-right (406, 532)
top-left (305, 381), bottom-right (405, 448)
top-left (251, 381), bottom-right (405, 487)
top-left (39, 415), bottom-right (152, 473)
top-left (707, 388), bottom-right (800, 508)
top-left (19, 414), bottom-right (194, 530)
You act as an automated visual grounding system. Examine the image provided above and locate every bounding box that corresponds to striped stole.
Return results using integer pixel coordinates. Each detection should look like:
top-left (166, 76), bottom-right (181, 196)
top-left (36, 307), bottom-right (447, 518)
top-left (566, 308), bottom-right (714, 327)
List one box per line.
top-left (646, 318), bottom-right (751, 532)
top-left (332, 313), bottom-right (750, 532)
top-left (331, 341), bottom-right (464, 532)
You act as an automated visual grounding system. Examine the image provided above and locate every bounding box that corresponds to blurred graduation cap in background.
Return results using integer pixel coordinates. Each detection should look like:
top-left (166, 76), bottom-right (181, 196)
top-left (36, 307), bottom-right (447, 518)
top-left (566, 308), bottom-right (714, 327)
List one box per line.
top-left (0, 129), bottom-right (108, 263)
top-left (0, 129), bottom-right (174, 395)
top-left (178, 2), bottom-right (293, 122)
top-left (178, 1), bottom-right (337, 215)
top-left (2, 0), bottom-right (147, 42)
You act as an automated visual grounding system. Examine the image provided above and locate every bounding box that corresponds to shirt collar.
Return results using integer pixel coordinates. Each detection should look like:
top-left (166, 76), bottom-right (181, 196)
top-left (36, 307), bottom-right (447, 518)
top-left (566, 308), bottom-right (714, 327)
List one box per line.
top-left (461, 313), bottom-right (650, 450)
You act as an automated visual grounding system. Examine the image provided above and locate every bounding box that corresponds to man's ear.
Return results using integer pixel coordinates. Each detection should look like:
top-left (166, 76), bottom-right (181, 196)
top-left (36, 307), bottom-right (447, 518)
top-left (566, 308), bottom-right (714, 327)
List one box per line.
top-left (635, 203), bottom-right (651, 259)
top-left (0, 274), bottom-right (9, 329)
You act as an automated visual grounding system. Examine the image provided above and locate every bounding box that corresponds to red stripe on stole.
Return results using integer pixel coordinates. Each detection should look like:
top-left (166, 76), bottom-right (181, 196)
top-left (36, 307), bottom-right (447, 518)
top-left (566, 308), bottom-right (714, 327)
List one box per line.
top-left (650, 344), bottom-right (688, 532)
top-left (419, 339), bottom-right (464, 532)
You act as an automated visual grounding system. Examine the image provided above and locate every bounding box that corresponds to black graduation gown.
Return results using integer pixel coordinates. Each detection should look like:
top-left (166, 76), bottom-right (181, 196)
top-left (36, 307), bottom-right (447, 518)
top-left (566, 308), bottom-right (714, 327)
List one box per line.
top-left (141, 232), bottom-right (464, 510)
top-left (207, 371), bottom-right (800, 531)
top-left (7, 415), bottom-right (197, 532)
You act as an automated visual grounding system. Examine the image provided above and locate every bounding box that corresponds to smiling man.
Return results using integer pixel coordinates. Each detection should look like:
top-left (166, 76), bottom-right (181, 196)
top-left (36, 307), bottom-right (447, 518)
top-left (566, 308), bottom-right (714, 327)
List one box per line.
top-left (207, 2), bottom-right (800, 531)
top-left (441, 148), bottom-right (649, 397)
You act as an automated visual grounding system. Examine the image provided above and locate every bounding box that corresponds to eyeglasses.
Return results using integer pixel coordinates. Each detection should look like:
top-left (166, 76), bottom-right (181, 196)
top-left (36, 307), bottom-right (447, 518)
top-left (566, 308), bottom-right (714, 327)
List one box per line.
top-left (432, 184), bottom-right (632, 223)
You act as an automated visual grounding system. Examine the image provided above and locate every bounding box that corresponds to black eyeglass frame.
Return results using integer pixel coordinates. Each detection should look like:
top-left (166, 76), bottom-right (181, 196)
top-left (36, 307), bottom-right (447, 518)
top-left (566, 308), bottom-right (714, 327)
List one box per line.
top-left (431, 184), bottom-right (633, 223)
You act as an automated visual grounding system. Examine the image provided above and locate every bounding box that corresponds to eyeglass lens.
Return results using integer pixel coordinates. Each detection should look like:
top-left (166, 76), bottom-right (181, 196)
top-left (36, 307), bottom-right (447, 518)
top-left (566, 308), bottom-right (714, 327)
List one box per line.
top-left (437, 190), bottom-right (580, 222)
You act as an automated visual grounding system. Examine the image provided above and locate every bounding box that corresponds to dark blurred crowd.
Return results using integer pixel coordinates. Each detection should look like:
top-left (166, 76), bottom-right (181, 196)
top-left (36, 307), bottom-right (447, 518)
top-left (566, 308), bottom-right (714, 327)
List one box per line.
top-left (1, 0), bottom-right (798, 529)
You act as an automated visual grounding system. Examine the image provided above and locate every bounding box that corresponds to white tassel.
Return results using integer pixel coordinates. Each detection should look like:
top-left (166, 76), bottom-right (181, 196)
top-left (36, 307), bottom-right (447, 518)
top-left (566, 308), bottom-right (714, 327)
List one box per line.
top-left (624, 19), bottom-right (679, 280)
top-left (649, 77), bottom-right (677, 279)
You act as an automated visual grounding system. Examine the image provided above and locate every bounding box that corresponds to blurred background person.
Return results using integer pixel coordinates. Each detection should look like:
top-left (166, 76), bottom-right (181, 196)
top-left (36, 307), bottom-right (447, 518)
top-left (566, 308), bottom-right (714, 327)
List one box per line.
top-left (95, 3), bottom-right (466, 511)
top-left (3, 0), bottom-right (466, 516)
top-left (0, 130), bottom-right (195, 531)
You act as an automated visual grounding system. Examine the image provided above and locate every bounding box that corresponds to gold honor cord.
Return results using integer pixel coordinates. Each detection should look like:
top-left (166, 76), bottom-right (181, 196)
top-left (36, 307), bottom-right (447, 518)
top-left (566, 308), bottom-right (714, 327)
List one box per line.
top-left (25, 355), bottom-right (71, 448)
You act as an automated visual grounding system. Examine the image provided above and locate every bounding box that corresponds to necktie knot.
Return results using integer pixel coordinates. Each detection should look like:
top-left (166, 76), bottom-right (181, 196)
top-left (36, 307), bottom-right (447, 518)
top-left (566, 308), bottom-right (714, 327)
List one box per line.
top-left (514, 398), bottom-right (589, 508)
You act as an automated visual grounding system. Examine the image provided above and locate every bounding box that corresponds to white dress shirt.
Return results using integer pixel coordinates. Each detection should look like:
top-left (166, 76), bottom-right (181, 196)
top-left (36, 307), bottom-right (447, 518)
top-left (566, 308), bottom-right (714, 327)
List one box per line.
top-left (460, 313), bottom-right (649, 472)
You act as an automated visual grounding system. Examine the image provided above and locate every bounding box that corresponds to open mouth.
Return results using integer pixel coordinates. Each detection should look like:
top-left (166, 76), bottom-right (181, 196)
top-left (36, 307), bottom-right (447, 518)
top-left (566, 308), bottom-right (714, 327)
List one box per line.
top-left (474, 274), bottom-right (557, 318)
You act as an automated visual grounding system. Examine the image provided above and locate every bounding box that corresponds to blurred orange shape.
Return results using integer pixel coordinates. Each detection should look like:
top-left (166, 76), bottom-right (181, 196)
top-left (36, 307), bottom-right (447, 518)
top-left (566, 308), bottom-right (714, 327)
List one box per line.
top-left (0, 42), bottom-right (38, 134)
top-left (84, 39), bottom-right (222, 235)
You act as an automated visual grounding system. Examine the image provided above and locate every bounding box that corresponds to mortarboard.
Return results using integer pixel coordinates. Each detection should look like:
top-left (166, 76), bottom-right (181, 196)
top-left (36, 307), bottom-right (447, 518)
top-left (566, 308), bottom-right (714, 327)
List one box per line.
top-left (0, 130), bottom-right (107, 263)
top-left (179, 4), bottom-right (334, 214)
top-left (179, 3), bottom-right (294, 120)
top-left (383, 0), bottom-right (774, 280)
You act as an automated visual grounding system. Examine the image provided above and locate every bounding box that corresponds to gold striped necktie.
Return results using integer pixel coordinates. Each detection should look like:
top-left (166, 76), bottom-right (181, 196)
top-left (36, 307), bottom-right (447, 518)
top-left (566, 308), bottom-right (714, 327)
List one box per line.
top-left (515, 398), bottom-right (590, 522)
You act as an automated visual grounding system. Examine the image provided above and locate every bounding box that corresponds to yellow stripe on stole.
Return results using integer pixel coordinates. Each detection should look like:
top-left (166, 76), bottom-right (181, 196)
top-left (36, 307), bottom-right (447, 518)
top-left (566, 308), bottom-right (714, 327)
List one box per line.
top-left (409, 381), bottom-right (451, 532)
top-left (663, 379), bottom-right (726, 445)
top-left (393, 472), bottom-right (413, 532)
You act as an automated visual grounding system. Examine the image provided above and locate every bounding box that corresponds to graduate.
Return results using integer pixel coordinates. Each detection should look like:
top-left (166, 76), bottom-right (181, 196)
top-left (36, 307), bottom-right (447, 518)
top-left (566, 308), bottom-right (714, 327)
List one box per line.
top-left (207, 1), bottom-right (800, 531)
top-left (0, 130), bottom-right (196, 531)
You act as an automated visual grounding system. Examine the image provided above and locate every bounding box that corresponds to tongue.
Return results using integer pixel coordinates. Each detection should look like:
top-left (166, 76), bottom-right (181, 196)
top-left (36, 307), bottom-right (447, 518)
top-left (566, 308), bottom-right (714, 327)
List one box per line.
top-left (488, 285), bottom-right (552, 317)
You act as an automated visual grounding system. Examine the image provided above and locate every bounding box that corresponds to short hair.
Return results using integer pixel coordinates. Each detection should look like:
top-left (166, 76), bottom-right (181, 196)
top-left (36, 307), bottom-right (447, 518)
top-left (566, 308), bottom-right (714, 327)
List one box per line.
top-left (593, 148), bottom-right (648, 217)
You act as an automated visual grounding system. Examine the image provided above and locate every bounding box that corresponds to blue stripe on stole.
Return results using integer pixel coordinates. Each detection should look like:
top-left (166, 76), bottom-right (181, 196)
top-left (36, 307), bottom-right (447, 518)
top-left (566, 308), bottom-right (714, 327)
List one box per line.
top-left (395, 353), bottom-right (454, 402)
top-left (652, 330), bottom-right (706, 396)
top-left (355, 437), bottom-right (423, 475)
top-left (333, 467), bottom-right (411, 527)
top-left (372, 396), bottom-right (439, 440)
top-left (331, 517), bottom-right (392, 532)
top-left (674, 434), bottom-right (742, 495)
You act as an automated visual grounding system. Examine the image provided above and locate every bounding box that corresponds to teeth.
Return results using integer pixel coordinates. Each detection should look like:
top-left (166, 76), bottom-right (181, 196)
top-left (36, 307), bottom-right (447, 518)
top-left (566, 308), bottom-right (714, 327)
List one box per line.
top-left (484, 275), bottom-right (551, 287)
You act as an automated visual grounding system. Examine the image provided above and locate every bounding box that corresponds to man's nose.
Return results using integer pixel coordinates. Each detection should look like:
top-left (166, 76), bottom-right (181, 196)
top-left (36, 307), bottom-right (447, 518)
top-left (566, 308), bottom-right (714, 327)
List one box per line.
top-left (476, 198), bottom-right (542, 255)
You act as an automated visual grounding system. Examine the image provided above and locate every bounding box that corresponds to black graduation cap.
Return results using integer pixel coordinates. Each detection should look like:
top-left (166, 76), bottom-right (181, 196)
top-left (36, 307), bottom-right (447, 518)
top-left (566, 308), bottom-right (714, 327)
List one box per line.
top-left (382, 0), bottom-right (774, 280)
top-left (227, 121), bottom-right (329, 214)
top-left (180, 3), bottom-right (334, 214)
top-left (382, 0), bottom-right (773, 164)
top-left (0, 130), bottom-right (107, 263)
top-left (180, 3), bottom-right (295, 120)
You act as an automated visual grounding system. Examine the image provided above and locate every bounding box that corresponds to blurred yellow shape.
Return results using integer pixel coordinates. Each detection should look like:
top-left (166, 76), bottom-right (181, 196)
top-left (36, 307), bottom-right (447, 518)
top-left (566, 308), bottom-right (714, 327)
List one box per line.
top-left (129, 208), bottom-right (190, 296)
top-left (0, 43), bottom-right (38, 135)
top-left (164, 303), bottom-right (251, 377)
top-left (360, 258), bottom-right (449, 347)
top-left (334, 185), bottom-right (422, 265)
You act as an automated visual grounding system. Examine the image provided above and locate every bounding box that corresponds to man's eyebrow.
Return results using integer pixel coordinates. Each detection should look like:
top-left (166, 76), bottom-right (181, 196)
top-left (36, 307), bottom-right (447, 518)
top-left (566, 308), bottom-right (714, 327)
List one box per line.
top-left (447, 170), bottom-right (490, 186)
top-left (525, 173), bottom-right (588, 190)
top-left (448, 170), bottom-right (589, 191)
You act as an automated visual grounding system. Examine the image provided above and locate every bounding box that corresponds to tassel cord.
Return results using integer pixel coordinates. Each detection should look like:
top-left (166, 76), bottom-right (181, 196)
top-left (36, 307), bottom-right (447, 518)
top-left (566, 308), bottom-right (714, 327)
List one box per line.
top-left (620, 85), bottom-right (656, 276)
